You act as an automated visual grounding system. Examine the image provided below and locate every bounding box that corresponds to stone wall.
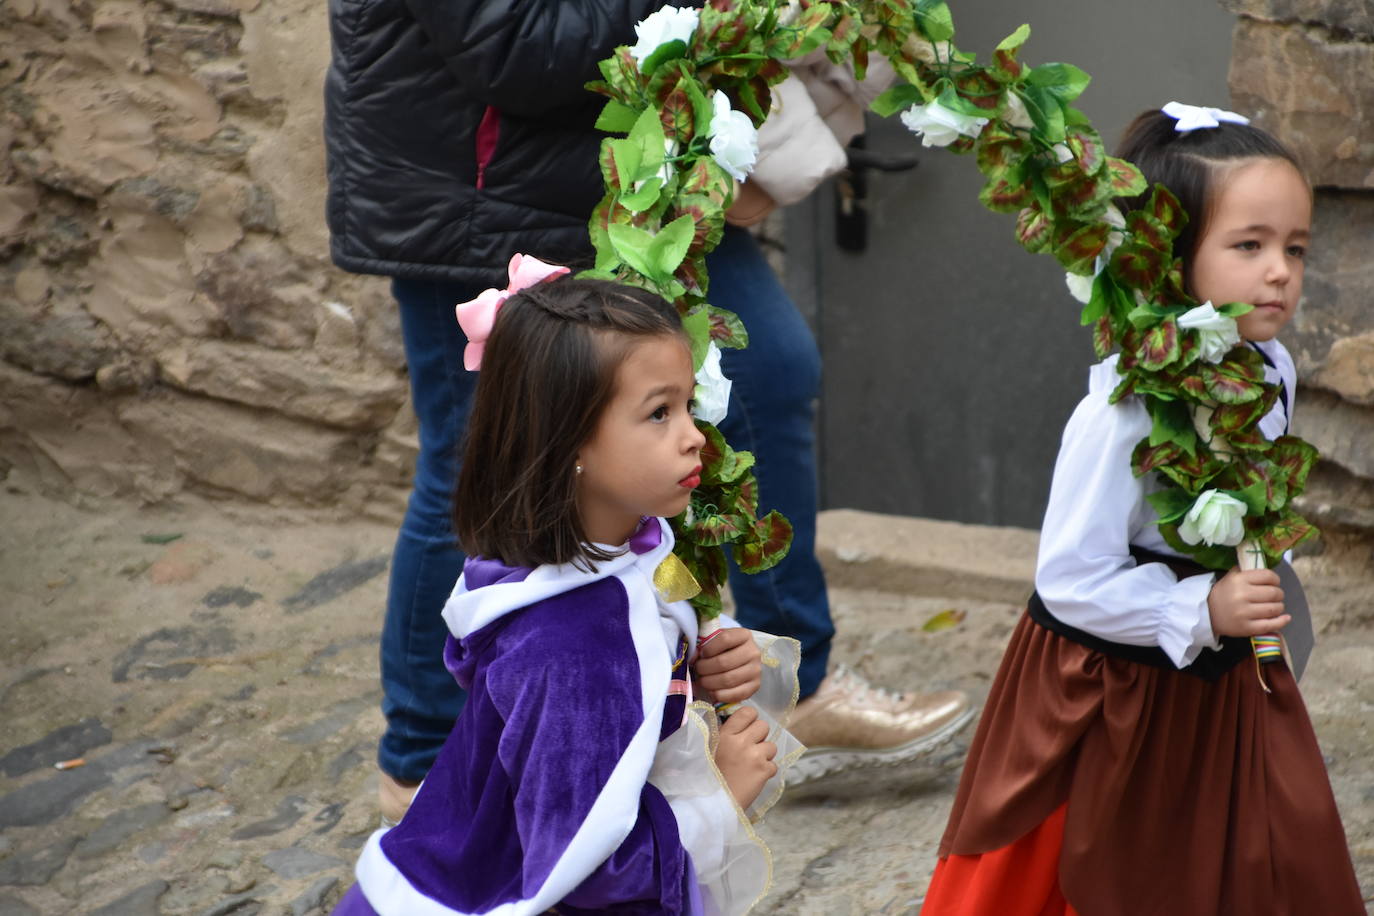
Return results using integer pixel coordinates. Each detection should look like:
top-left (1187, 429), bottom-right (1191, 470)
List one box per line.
top-left (3, 0), bottom-right (1372, 554)
top-left (0, 0), bottom-right (412, 517)
top-left (1224, 0), bottom-right (1374, 549)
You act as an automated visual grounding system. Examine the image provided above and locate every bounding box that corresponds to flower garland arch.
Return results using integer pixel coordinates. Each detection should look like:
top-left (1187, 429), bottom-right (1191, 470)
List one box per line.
top-left (583, 0), bottom-right (1320, 642)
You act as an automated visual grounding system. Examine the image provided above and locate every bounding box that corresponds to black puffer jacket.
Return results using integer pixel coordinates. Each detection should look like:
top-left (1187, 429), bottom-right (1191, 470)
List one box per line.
top-left (324, 0), bottom-right (669, 284)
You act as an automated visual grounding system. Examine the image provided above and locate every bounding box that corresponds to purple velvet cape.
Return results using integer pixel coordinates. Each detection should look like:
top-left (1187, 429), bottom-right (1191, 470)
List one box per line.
top-left (335, 519), bottom-right (701, 915)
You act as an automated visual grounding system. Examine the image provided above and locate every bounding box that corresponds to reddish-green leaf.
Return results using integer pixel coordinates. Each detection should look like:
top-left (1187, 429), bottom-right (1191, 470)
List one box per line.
top-left (707, 305), bottom-right (749, 349)
top-left (1106, 157), bottom-right (1145, 196)
top-left (1258, 511), bottom-right (1318, 558)
top-left (1053, 221), bottom-right (1110, 273)
top-left (1134, 318), bottom-right (1180, 371)
top-left (1201, 358), bottom-right (1266, 404)
top-left (689, 511), bottom-right (747, 547)
top-left (1016, 206), bottom-right (1052, 253)
top-left (1154, 449), bottom-right (1226, 490)
top-left (1126, 210), bottom-right (1172, 255)
top-left (1132, 439), bottom-right (1183, 475)
top-left (1092, 314), bottom-right (1115, 359)
top-left (1212, 386), bottom-right (1279, 433)
top-left (980, 167), bottom-right (1033, 212)
top-left (733, 510), bottom-right (793, 574)
top-left (1149, 184), bottom-right (1187, 235)
top-left (1065, 126), bottom-right (1106, 176)
top-left (1267, 435), bottom-right (1319, 496)
top-left (1111, 240), bottom-right (1168, 291)
top-left (976, 122), bottom-right (1027, 171)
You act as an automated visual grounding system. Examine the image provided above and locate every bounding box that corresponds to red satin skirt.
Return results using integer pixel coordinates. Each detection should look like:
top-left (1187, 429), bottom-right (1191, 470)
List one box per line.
top-left (922, 611), bottom-right (1363, 916)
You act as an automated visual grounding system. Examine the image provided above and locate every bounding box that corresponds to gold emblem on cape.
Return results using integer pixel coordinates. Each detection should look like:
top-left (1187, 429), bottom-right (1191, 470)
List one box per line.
top-left (653, 552), bottom-right (701, 603)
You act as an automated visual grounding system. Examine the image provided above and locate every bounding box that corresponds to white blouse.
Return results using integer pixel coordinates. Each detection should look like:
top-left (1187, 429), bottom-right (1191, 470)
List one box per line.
top-left (1035, 339), bottom-right (1297, 668)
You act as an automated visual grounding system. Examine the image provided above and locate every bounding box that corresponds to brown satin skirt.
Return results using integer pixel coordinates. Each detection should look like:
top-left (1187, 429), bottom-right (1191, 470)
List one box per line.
top-left (936, 611), bottom-right (1364, 915)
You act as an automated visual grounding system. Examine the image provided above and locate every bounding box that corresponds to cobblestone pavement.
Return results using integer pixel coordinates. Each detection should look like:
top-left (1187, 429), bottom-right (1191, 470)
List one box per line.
top-left (2, 478), bottom-right (1371, 914)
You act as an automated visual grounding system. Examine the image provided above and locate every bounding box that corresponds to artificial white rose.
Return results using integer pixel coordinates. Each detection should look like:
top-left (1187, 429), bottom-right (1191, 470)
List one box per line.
top-left (903, 34), bottom-right (955, 66)
top-left (1065, 271), bottom-right (1095, 304)
top-left (1177, 489), bottom-right (1247, 547)
top-left (1063, 206), bottom-right (1126, 304)
top-left (1177, 301), bottom-right (1241, 363)
top-left (692, 342), bottom-right (732, 425)
top-left (1001, 91), bottom-right (1034, 129)
top-left (709, 91), bottom-right (758, 182)
top-left (899, 99), bottom-right (989, 148)
top-left (629, 6), bottom-right (699, 64)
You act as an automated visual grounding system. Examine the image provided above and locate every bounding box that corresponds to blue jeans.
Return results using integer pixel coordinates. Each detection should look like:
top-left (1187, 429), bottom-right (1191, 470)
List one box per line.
top-left (378, 226), bottom-right (832, 780)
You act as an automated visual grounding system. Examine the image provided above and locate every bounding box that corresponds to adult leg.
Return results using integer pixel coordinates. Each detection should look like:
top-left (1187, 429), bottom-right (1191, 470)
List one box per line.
top-left (378, 276), bottom-right (481, 792)
top-left (707, 226), bottom-right (832, 698)
top-left (706, 227), bottom-right (971, 780)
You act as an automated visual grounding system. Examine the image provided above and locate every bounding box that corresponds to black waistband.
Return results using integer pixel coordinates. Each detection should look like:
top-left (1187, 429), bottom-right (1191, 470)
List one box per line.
top-left (1027, 547), bottom-right (1252, 681)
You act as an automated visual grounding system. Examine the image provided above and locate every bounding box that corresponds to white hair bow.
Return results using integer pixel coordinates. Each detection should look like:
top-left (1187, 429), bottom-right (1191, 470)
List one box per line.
top-left (1161, 101), bottom-right (1250, 133)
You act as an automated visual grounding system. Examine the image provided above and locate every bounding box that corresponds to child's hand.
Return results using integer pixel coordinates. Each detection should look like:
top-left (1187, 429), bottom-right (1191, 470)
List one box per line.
top-left (1208, 567), bottom-right (1290, 637)
top-left (713, 706), bottom-right (778, 809)
top-left (694, 627), bottom-right (762, 704)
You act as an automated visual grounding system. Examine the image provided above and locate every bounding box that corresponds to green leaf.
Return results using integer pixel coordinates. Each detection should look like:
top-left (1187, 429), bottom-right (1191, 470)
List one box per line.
top-left (1146, 485), bottom-right (1195, 524)
top-left (996, 23), bottom-right (1031, 51)
top-left (921, 608), bottom-right (967, 632)
top-left (915, 0), bottom-right (955, 42)
top-left (682, 308), bottom-right (712, 370)
top-left (619, 176), bottom-right (664, 213)
top-left (588, 195), bottom-right (619, 272)
top-left (649, 213), bottom-right (696, 280)
top-left (627, 105), bottom-right (668, 178)
top-left (639, 38), bottom-right (688, 76)
top-left (1148, 398), bottom-right (1198, 455)
top-left (595, 99), bottom-right (641, 134)
top-left (1080, 270), bottom-right (1127, 326)
top-left (682, 77), bottom-right (715, 137)
top-left (871, 83), bottom-right (927, 118)
top-left (1018, 85), bottom-right (1065, 143)
top-left (607, 222), bottom-right (658, 280)
top-left (935, 85), bottom-right (987, 119)
top-left (1026, 62), bottom-right (1091, 103)
top-left (608, 137), bottom-right (642, 191)
top-left (1215, 301), bottom-right (1254, 319)
top-left (141, 532), bottom-right (183, 545)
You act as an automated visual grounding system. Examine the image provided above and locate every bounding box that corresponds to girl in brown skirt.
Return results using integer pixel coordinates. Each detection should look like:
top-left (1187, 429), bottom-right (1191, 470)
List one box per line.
top-left (921, 106), bottom-right (1365, 915)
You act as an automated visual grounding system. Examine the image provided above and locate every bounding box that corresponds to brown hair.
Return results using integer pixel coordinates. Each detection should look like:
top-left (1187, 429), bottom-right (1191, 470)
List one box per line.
top-left (453, 276), bottom-right (685, 569)
top-left (1115, 109), bottom-right (1307, 292)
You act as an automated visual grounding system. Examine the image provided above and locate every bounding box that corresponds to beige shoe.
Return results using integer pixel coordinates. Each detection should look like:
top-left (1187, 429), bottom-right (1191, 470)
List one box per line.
top-left (378, 770), bottom-right (421, 827)
top-left (787, 665), bottom-right (975, 783)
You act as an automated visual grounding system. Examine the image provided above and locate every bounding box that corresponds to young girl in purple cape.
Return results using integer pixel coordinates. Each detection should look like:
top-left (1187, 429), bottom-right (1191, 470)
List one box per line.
top-left (333, 261), bottom-right (804, 916)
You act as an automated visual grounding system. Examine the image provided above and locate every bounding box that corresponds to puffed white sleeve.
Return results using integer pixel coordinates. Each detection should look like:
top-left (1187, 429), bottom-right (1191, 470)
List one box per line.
top-left (1034, 364), bottom-right (1220, 668)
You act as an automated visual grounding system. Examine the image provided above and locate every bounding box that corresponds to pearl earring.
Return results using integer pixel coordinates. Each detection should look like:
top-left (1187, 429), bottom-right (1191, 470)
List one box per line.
top-left (575, 464), bottom-right (583, 475)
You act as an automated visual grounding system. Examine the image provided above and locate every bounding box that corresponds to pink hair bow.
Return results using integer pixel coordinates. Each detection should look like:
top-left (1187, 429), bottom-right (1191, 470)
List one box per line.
top-left (455, 253), bottom-right (571, 370)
